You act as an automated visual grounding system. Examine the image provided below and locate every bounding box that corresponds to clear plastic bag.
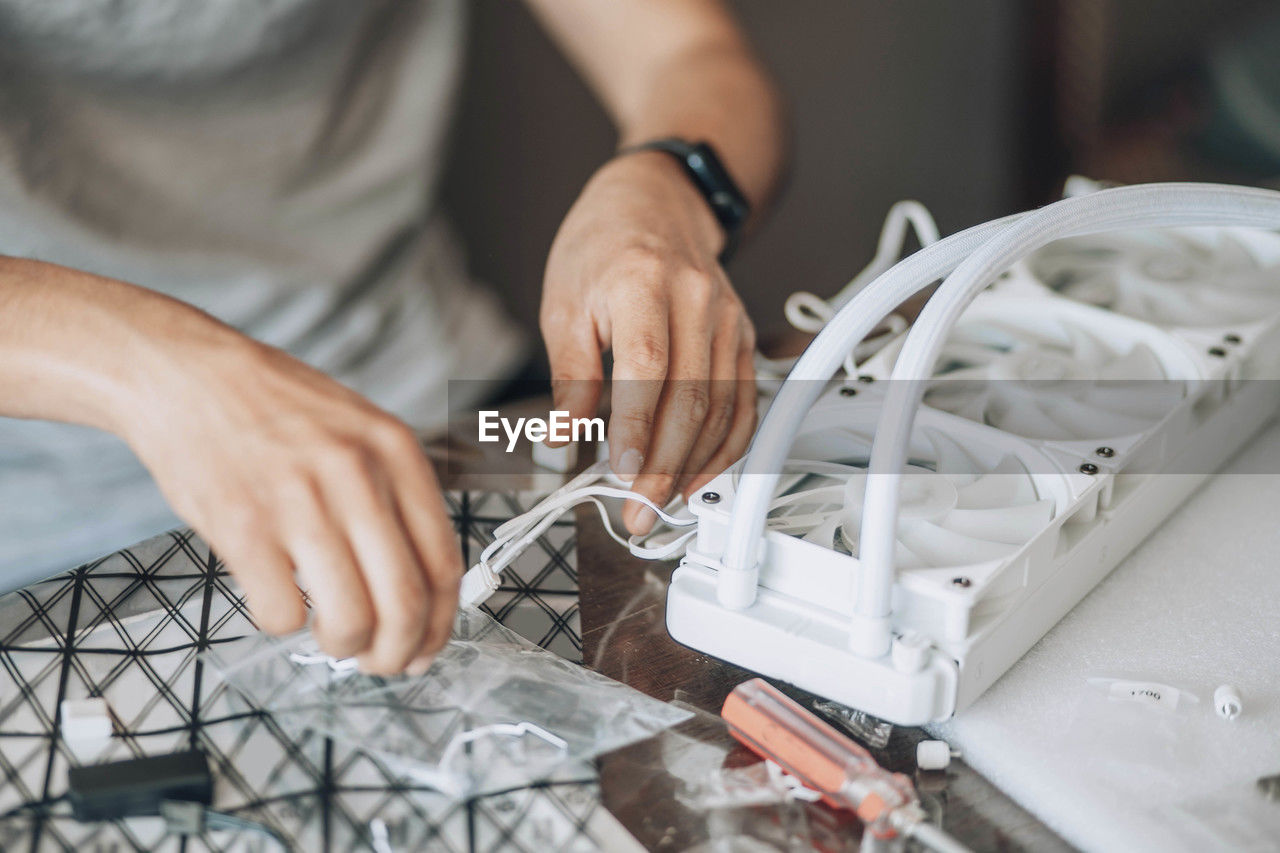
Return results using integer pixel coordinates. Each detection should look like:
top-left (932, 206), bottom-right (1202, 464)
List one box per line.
top-left (204, 607), bottom-right (691, 798)
top-left (678, 761), bottom-right (824, 811)
top-left (811, 699), bottom-right (893, 750)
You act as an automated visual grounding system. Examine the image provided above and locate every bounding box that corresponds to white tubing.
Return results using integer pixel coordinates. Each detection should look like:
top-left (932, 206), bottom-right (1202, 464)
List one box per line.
top-left (855, 183), bottom-right (1280, 656)
top-left (718, 213), bottom-right (1024, 609)
top-left (721, 183), bottom-right (1280, 655)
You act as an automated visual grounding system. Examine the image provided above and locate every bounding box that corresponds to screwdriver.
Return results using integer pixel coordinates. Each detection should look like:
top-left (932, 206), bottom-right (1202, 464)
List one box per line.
top-left (721, 678), bottom-right (972, 853)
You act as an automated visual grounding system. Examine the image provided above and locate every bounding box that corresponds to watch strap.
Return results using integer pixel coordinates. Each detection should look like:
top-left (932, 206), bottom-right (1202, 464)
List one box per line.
top-left (617, 138), bottom-right (751, 263)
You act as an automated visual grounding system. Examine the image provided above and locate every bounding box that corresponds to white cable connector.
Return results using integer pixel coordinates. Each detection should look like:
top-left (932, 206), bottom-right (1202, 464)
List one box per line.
top-left (915, 740), bottom-right (952, 771)
top-left (459, 460), bottom-right (696, 606)
top-left (60, 698), bottom-right (112, 743)
top-left (1214, 684), bottom-right (1243, 720)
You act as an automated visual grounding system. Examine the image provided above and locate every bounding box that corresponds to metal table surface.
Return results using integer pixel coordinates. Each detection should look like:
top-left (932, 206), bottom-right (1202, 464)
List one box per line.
top-left (0, 419), bottom-right (1072, 851)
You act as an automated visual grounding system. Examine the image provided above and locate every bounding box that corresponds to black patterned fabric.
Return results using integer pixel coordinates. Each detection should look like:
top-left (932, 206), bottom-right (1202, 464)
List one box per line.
top-left (0, 492), bottom-right (619, 852)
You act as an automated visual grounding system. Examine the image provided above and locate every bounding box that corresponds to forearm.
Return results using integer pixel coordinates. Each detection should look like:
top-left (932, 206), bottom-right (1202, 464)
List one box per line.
top-left (0, 256), bottom-right (246, 437)
top-left (526, 0), bottom-right (786, 220)
top-left (614, 42), bottom-right (784, 218)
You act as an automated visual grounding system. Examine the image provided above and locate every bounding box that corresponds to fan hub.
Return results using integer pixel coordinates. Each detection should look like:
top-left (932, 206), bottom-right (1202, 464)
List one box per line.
top-left (898, 472), bottom-right (958, 520)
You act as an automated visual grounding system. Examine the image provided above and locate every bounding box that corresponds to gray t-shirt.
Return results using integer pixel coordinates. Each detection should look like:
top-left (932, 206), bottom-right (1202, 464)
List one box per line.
top-left (0, 0), bottom-right (526, 587)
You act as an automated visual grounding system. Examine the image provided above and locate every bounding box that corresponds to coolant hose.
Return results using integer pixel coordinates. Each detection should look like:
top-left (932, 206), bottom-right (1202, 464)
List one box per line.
top-left (854, 183), bottom-right (1280, 655)
top-left (721, 184), bottom-right (1280, 662)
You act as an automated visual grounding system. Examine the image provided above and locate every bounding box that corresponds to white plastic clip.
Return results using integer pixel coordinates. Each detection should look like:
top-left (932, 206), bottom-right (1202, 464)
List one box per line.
top-left (1214, 684), bottom-right (1242, 720)
top-left (61, 697), bottom-right (112, 743)
top-left (915, 739), bottom-right (953, 771)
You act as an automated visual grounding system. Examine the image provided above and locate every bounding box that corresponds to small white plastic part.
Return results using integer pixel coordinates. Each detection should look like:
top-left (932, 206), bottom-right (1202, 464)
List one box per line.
top-left (459, 563), bottom-right (501, 607)
top-left (848, 612), bottom-right (893, 658)
top-left (716, 568), bottom-right (759, 610)
top-left (1214, 684), bottom-right (1243, 720)
top-left (916, 739), bottom-right (952, 771)
top-left (532, 440), bottom-right (577, 473)
top-left (60, 697), bottom-right (112, 742)
top-left (891, 631), bottom-right (931, 673)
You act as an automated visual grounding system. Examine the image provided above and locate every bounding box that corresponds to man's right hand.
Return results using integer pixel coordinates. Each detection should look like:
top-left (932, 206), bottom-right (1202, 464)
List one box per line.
top-left (0, 258), bottom-right (460, 674)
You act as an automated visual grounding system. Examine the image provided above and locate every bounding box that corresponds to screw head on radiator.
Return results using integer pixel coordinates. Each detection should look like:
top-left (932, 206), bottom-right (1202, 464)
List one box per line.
top-left (1079, 462), bottom-right (1099, 475)
top-left (701, 491), bottom-right (721, 504)
top-left (858, 375), bottom-right (875, 383)
top-left (951, 576), bottom-right (971, 588)
top-left (1095, 446), bottom-right (1115, 458)
top-left (1208, 346), bottom-right (1227, 357)
top-left (1224, 333), bottom-right (1242, 345)
top-left (839, 386), bottom-right (858, 397)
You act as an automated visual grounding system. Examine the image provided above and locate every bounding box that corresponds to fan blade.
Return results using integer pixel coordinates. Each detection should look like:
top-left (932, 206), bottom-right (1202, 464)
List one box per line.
top-left (835, 516), bottom-right (925, 569)
top-left (801, 515), bottom-right (842, 546)
top-left (1192, 286), bottom-right (1280, 323)
top-left (932, 364), bottom-right (994, 383)
top-left (1209, 233), bottom-right (1263, 273)
top-left (937, 341), bottom-right (1006, 365)
top-left (898, 518), bottom-right (1021, 567)
top-left (1059, 275), bottom-right (1119, 307)
top-left (925, 384), bottom-right (991, 424)
top-left (1218, 266), bottom-right (1280, 294)
top-left (954, 456), bottom-right (1038, 508)
top-left (924, 429), bottom-right (985, 480)
top-left (1108, 268), bottom-right (1204, 325)
top-left (1064, 324), bottom-right (1111, 372)
top-left (987, 390), bottom-right (1076, 440)
top-left (1097, 343), bottom-right (1164, 380)
top-left (1082, 381), bottom-right (1182, 419)
top-left (1044, 396), bottom-right (1152, 439)
top-left (941, 499), bottom-right (1054, 544)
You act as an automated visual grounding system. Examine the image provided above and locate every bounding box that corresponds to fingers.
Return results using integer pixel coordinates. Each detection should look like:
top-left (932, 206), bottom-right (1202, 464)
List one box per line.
top-left (623, 275), bottom-right (715, 535)
top-left (231, 540), bottom-right (307, 637)
top-left (673, 315), bottom-right (744, 497)
top-left (322, 447), bottom-right (433, 676)
top-left (283, 484), bottom-right (374, 660)
top-left (543, 311), bottom-right (604, 447)
top-left (375, 425), bottom-right (463, 669)
top-left (608, 292), bottom-right (670, 480)
top-left (681, 326), bottom-right (758, 498)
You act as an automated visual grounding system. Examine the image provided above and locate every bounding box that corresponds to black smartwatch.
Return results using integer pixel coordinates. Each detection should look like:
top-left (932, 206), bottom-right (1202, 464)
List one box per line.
top-left (618, 138), bottom-right (751, 264)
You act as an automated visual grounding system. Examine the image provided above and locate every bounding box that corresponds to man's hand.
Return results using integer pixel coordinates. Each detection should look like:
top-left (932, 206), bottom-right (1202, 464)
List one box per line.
top-left (541, 151), bottom-right (757, 535)
top-left (0, 259), bottom-right (459, 674)
top-left (125, 337), bottom-right (460, 675)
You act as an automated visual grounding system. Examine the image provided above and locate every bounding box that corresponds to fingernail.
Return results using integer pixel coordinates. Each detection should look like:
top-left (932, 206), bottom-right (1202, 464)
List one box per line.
top-left (406, 655), bottom-right (435, 677)
top-left (629, 505), bottom-right (658, 536)
top-left (614, 448), bottom-right (643, 481)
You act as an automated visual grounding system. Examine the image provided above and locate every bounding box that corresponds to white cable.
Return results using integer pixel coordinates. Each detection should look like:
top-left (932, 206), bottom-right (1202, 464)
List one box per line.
top-left (855, 183), bottom-right (1280, 656)
top-left (460, 471), bottom-right (695, 605)
top-left (784, 200), bottom-right (938, 329)
top-left (831, 200), bottom-right (939, 312)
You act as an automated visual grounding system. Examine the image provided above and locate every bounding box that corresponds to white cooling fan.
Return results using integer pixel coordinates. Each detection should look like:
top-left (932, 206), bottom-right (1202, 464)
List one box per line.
top-left (665, 184), bottom-right (1280, 726)
top-left (772, 421), bottom-right (1052, 576)
top-left (922, 306), bottom-right (1181, 441)
top-left (1028, 227), bottom-right (1280, 327)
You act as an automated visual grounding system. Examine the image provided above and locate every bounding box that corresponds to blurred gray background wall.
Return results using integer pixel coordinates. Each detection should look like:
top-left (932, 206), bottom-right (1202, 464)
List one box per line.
top-left (441, 1), bottom-right (1023, 348)
top-left (440, 0), bottom-right (1269, 353)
